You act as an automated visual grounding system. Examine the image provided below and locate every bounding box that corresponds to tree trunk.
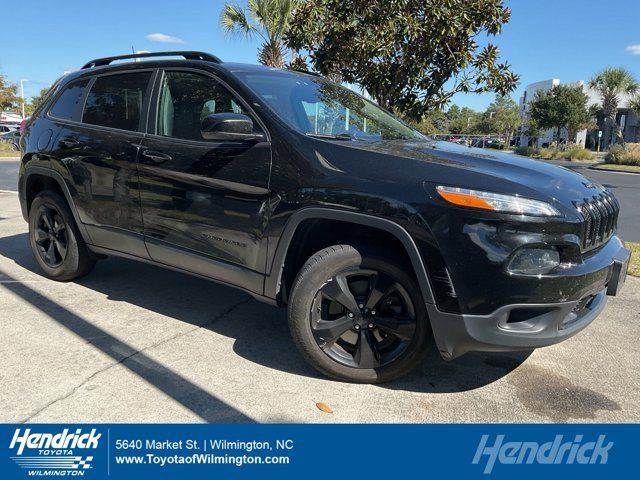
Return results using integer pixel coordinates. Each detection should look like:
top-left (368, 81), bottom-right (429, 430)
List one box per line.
top-left (609, 111), bottom-right (625, 146)
top-left (258, 42), bottom-right (286, 68)
top-left (375, 91), bottom-right (391, 111)
top-left (603, 94), bottom-right (624, 146)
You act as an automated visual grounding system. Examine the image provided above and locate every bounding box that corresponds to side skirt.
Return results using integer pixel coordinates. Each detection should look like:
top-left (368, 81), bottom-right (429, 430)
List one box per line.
top-left (87, 244), bottom-right (277, 306)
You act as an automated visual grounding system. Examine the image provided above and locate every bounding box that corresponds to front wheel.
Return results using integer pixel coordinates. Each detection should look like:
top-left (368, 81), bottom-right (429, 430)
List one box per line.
top-left (288, 245), bottom-right (432, 383)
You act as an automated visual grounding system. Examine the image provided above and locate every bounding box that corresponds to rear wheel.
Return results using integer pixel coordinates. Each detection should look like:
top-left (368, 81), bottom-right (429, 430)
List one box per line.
top-left (288, 245), bottom-right (432, 383)
top-left (28, 190), bottom-right (96, 281)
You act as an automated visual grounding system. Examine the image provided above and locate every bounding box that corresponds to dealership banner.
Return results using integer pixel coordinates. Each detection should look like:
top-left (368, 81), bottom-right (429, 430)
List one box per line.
top-left (0, 424), bottom-right (633, 479)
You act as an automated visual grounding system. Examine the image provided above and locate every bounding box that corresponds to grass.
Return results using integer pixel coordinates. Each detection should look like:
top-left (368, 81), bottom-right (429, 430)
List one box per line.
top-left (0, 150), bottom-right (20, 157)
top-left (0, 140), bottom-right (19, 157)
top-left (627, 242), bottom-right (640, 278)
top-left (594, 163), bottom-right (640, 173)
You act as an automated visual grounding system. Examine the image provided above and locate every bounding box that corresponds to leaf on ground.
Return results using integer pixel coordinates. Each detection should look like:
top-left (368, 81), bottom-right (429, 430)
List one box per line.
top-left (315, 402), bottom-right (333, 414)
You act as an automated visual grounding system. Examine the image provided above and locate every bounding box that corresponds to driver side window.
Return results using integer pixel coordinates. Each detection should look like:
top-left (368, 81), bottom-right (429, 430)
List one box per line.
top-left (157, 71), bottom-right (252, 141)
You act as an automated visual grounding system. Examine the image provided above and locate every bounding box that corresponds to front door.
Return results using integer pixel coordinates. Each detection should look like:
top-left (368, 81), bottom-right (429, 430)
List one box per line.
top-left (137, 69), bottom-right (273, 291)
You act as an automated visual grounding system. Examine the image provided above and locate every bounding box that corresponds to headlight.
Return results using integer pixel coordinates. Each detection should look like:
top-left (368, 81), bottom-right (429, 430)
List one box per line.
top-left (436, 186), bottom-right (560, 217)
top-left (508, 247), bottom-right (560, 275)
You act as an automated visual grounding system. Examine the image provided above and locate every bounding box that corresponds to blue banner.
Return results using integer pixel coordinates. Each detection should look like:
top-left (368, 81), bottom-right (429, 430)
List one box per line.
top-left (0, 424), bottom-right (634, 479)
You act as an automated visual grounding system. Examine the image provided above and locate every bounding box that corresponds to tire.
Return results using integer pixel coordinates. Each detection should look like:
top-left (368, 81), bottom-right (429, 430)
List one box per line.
top-left (288, 244), bottom-right (432, 383)
top-left (28, 190), bottom-right (96, 281)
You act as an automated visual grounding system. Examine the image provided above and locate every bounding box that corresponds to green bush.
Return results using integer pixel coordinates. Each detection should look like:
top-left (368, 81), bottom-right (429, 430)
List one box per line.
top-left (515, 145), bottom-right (593, 161)
top-left (606, 143), bottom-right (640, 166)
top-left (515, 146), bottom-right (536, 157)
top-left (606, 145), bottom-right (625, 164)
top-left (562, 145), bottom-right (594, 161)
top-left (535, 147), bottom-right (558, 159)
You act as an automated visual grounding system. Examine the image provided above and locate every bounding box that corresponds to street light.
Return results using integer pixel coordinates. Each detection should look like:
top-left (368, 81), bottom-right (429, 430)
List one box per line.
top-left (20, 79), bottom-right (29, 119)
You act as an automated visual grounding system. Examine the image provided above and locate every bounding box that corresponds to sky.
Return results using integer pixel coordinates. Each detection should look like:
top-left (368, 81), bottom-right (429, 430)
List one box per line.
top-left (1, 0), bottom-right (639, 111)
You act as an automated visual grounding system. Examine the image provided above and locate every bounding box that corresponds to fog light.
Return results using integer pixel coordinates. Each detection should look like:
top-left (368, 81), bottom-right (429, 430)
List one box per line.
top-left (508, 247), bottom-right (560, 275)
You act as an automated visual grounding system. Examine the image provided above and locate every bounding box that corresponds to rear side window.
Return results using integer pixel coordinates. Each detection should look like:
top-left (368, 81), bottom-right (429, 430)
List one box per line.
top-left (82, 72), bottom-right (152, 132)
top-left (49, 79), bottom-right (90, 122)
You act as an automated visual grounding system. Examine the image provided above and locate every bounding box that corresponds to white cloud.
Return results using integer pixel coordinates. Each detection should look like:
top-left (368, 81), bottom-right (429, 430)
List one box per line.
top-left (625, 44), bottom-right (640, 55)
top-left (145, 33), bottom-right (187, 44)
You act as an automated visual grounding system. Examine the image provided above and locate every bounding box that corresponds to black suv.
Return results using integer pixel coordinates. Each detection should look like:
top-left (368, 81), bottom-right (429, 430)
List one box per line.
top-left (18, 51), bottom-right (630, 383)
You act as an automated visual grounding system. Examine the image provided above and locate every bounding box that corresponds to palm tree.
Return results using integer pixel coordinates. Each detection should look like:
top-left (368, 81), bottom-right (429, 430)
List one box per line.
top-left (220, 0), bottom-right (298, 68)
top-left (589, 68), bottom-right (639, 145)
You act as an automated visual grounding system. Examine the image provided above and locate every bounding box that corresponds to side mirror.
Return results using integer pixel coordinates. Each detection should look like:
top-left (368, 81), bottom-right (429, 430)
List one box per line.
top-left (200, 113), bottom-right (264, 142)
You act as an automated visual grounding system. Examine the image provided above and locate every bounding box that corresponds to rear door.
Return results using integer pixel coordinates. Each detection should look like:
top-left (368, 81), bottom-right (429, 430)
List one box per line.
top-left (137, 69), bottom-right (272, 291)
top-left (47, 70), bottom-right (155, 257)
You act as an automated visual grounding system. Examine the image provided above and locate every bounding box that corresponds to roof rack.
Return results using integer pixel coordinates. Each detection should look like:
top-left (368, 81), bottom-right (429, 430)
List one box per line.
top-left (81, 51), bottom-right (222, 69)
top-left (290, 68), bottom-right (322, 77)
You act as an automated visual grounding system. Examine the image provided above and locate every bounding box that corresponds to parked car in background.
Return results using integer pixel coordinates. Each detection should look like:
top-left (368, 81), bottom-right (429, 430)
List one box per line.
top-left (470, 137), bottom-right (503, 149)
top-left (0, 124), bottom-right (19, 134)
top-left (17, 51), bottom-right (630, 383)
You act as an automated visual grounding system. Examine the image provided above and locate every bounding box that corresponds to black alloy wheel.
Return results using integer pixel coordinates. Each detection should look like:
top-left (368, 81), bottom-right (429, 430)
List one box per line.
top-left (288, 244), bottom-right (432, 383)
top-left (28, 190), bottom-right (96, 281)
top-left (33, 204), bottom-right (69, 268)
top-left (310, 269), bottom-right (417, 369)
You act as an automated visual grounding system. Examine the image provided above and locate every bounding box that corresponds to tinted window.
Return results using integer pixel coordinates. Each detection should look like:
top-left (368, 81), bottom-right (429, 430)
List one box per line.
top-left (83, 72), bottom-right (152, 131)
top-left (236, 71), bottom-right (423, 141)
top-left (157, 71), bottom-right (254, 141)
top-left (49, 79), bottom-right (90, 121)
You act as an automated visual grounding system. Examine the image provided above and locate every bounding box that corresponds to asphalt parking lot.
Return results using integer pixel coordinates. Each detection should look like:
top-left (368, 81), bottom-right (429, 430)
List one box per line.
top-left (0, 158), bottom-right (639, 423)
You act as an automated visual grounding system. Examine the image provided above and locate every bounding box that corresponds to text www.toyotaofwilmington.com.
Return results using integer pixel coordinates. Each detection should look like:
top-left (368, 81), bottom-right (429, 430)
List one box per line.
top-left (115, 453), bottom-right (290, 467)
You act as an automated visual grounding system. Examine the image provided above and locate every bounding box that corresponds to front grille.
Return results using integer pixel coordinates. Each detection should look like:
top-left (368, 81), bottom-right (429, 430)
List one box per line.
top-left (576, 192), bottom-right (619, 251)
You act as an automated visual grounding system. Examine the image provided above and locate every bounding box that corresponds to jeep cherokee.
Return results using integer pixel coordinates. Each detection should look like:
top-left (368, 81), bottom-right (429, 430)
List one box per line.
top-left (18, 51), bottom-right (630, 383)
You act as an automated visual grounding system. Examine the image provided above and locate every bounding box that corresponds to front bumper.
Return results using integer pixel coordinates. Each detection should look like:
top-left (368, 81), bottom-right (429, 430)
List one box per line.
top-left (429, 241), bottom-right (631, 360)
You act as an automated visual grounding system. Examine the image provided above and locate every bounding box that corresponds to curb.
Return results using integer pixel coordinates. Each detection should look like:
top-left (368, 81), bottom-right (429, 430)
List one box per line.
top-left (589, 165), bottom-right (640, 175)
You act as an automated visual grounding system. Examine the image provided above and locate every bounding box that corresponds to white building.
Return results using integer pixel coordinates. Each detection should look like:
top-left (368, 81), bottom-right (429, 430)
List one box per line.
top-left (518, 79), bottom-right (589, 147)
top-left (518, 78), bottom-right (639, 150)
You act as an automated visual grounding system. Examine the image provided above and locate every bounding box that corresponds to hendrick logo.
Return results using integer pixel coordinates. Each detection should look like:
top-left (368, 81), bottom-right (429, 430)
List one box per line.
top-left (472, 434), bottom-right (613, 474)
top-left (9, 428), bottom-right (101, 476)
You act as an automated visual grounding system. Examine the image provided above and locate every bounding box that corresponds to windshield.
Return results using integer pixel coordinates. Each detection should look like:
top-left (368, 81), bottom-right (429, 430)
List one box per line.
top-left (234, 70), bottom-right (425, 141)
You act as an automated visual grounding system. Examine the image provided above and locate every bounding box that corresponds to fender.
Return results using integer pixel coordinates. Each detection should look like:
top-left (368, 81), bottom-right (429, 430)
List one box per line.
top-left (19, 165), bottom-right (93, 244)
top-left (264, 207), bottom-right (436, 306)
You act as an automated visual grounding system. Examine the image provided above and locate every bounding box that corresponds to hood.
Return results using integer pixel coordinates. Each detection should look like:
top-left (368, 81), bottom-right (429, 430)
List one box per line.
top-left (313, 138), bottom-right (604, 207)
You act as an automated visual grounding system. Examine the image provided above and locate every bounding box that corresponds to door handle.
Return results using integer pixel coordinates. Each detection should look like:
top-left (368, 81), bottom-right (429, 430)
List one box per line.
top-left (58, 137), bottom-right (80, 148)
top-left (142, 150), bottom-right (172, 164)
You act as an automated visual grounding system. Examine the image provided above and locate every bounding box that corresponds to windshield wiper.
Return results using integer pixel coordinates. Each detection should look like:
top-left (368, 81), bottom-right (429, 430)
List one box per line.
top-left (305, 132), bottom-right (357, 141)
